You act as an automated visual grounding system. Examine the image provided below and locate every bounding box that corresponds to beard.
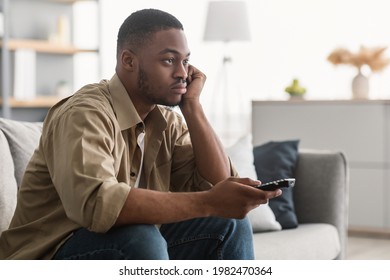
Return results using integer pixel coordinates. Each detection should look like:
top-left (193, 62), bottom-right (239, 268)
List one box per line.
top-left (138, 68), bottom-right (180, 108)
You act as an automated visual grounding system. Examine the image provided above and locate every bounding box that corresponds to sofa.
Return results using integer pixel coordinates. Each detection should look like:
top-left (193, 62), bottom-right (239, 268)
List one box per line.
top-left (0, 117), bottom-right (349, 259)
top-left (252, 149), bottom-right (348, 259)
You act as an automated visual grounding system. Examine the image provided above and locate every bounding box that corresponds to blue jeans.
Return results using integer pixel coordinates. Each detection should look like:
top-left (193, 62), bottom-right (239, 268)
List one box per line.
top-left (53, 217), bottom-right (254, 260)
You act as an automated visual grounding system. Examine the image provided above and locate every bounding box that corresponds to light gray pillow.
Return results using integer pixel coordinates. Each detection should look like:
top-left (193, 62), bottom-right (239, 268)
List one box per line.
top-left (0, 131), bottom-right (17, 233)
top-left (226, 134), bottom-right (281, 232)
top-left (0, 118), bottom-right (43, 188)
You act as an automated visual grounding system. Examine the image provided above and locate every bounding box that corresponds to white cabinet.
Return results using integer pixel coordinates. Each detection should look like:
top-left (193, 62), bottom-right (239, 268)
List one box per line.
top-left (252, 100), bottom-right (390, 231)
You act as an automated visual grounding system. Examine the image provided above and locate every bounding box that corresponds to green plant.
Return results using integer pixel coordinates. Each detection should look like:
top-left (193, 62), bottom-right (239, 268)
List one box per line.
top-left (285, 79), bottom-right (306, 96)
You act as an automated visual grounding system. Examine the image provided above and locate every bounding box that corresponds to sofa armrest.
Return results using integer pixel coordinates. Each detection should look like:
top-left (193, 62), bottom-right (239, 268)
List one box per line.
top-left (293, 149), bottom-right (349, 259)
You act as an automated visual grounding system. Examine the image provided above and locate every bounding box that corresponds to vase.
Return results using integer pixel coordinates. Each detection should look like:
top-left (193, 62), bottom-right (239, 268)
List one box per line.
top-left (351, 71), bottom-right (369, 99)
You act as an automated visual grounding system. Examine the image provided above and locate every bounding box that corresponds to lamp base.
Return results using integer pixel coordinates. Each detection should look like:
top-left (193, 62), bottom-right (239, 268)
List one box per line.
top-left (223, 56), bottom-right (232, 64)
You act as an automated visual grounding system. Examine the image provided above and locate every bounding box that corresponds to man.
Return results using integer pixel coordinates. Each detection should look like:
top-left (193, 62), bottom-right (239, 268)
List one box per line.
top-left (0, 9), bottom-right (281, 260)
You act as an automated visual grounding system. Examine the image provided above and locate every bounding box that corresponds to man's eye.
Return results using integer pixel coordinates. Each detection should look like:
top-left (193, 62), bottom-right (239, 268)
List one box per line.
top-left (164, 58), bottom-right (174, 64)
top-left (183, 59), bottom-right (189, 65)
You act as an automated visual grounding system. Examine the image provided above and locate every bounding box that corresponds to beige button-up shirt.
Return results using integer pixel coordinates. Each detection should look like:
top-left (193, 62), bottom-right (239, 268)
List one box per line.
top-left (0, 74), bottom-right (229, 259)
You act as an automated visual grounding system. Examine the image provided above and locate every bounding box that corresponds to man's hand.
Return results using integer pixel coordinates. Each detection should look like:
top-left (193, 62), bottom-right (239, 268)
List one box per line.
top-left (178, 64), bottom-right (230, 184)
top-left (180, 65), bottom-right (206, 106)
top-left (203, 177), bottom-right (282, 219)
top-left (115, 176), bottom-right (282, 226)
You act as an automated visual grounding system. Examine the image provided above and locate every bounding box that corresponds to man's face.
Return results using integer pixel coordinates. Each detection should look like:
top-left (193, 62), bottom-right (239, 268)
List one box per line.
top-left (135, 28), bottom-right (191, 107)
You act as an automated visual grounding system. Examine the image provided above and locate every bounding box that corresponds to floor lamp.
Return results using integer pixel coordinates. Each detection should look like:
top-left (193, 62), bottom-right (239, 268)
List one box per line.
top-left (204, 1), bottom-right (251, 147)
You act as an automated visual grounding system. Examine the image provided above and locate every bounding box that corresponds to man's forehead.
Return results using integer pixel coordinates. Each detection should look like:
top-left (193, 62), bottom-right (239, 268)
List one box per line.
top-left (149, 29), bottom-right (190, 55)
top-left (158, 48), bottom-right (191, 57)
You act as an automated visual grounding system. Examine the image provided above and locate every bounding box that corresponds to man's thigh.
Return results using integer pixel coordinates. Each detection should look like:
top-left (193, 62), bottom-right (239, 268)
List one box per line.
top-left (53, 224), bottom-right (169, 260)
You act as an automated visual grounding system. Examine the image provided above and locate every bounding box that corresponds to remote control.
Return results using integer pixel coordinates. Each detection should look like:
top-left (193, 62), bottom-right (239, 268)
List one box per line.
top-left (255, 178), bottom-right (295, 191)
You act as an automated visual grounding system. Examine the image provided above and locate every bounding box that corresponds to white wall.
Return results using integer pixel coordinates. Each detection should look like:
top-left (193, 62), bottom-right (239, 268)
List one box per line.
top-left (247, 0), bottom-right (390, 101)
top-left (100, 0), bottom-right (390, 100)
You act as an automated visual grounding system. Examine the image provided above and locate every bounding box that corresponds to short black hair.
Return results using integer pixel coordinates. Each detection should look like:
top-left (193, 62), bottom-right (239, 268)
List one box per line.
top-left (117, 9), bottom-right (184, 56)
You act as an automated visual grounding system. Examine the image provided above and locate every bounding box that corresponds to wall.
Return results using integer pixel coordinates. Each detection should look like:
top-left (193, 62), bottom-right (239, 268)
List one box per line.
top-left (100, 0), bottom-right (390, 98)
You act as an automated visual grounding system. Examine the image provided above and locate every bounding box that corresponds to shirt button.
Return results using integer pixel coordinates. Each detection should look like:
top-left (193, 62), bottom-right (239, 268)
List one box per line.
top-left (130, 172), bottom-right (136, 177)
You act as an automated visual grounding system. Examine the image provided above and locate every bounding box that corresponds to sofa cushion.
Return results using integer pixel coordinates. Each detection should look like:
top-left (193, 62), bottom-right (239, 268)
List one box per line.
top-left (0, 118), bottom-right (43, 188)
top-left (226, 134), bottom-right (281, 232)
top-left (253, 223), bottom-right (340, 259)
top-left (253, 140), bottom-right (299, 229)
top-left (0, 131), bottom-right (18, 234)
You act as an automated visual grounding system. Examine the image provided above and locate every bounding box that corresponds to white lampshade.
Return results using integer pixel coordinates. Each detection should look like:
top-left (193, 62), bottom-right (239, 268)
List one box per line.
top-left (203, 1), bottom-right (251, 42)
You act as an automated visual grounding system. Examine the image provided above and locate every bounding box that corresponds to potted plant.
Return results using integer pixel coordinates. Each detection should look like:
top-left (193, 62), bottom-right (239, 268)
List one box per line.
top-left (327, 46), bottom-right (390, 99)
top-left (285, 79), bottom-right (306, 99)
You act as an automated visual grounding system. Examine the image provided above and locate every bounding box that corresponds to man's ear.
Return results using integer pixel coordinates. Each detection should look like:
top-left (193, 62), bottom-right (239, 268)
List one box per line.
top-left (120, 49), bottom-right (137, 71)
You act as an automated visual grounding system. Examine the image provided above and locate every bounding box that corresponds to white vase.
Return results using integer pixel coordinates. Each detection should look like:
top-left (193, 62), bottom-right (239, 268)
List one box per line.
top-left (351, 71), bottom-right (369, 99)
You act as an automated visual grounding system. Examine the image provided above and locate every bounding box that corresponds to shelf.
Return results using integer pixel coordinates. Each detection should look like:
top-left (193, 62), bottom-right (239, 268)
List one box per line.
top-left (49, 0), bottom-right (93, 3)
top-left (0, 39), bottom-right (98, 54)
top-left (27, 1), bottom-right (93, 4)
top-left (1, 97), bottom-right (61, 108)
top-left (1, 0), bottom-right (100, 120)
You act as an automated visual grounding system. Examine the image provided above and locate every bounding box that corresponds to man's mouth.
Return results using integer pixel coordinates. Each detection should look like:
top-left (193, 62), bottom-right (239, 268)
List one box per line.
top-left (171, 82), bottom-right (187, 94)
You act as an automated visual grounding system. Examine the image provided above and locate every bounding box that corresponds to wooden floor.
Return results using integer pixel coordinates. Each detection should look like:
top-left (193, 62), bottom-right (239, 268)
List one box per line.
top-left (346, 235), bottom-right (390, 260)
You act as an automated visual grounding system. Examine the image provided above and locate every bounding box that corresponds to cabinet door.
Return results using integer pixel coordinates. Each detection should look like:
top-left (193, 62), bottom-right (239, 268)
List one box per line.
top-left (349, 167), bottom-right (385, 228)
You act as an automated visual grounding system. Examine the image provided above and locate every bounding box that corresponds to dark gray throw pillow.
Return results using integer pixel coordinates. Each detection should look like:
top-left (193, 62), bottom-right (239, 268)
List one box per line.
top-left (253, 140), bottom-right (300, 229)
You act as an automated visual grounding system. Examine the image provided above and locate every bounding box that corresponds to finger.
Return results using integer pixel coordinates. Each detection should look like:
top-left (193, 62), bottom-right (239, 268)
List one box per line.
top-left (185, 65), bottom-right (192, 83)
top-left (229, 177), bottom-right (261, 186)
top-left (188, 65), bottom-right (205, 80)
top-left (264, 189), bottom-right (282, 198)
top-left (188, 64), bottom-right (198, 74)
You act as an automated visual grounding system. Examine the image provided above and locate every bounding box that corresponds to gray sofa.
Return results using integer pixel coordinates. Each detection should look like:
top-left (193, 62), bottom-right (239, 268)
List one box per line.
top-left (253, 150), bottom-right (349, 259)
top-left (0, 117), bottom-right (349, 259)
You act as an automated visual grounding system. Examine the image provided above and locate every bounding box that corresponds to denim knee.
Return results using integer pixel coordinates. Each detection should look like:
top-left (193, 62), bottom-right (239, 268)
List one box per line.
top-left (218, 217), bottom-right (254, 260)
top-left (119, 224), bottom-right (169, 260)
top-left (160, 216), bottom-right (254, 260)
top-left (233, 217), bottom-right (253, 239)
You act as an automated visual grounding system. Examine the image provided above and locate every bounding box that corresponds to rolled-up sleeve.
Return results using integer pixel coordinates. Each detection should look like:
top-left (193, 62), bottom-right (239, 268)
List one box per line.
top-left (44, 106), bottom-right (130, 232)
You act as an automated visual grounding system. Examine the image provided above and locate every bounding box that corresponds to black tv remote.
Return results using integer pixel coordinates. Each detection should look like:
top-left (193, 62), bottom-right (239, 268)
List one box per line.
top-left (255, 178), bottom-right (295, 191)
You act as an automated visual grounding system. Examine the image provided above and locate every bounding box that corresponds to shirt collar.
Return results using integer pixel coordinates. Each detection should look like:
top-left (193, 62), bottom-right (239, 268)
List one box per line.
top-left (108, 74), bottom-right (142, 131)
top-left (108, 74), bottom-right (167, 132)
